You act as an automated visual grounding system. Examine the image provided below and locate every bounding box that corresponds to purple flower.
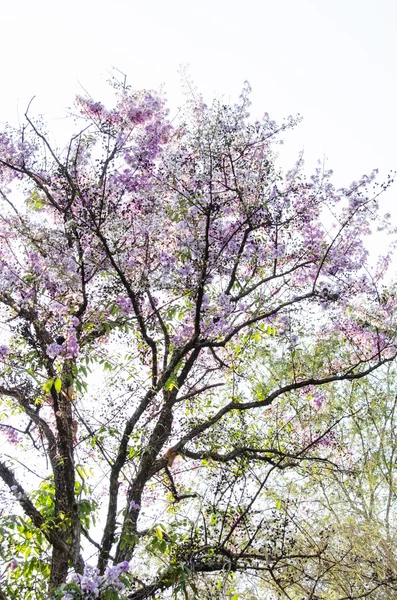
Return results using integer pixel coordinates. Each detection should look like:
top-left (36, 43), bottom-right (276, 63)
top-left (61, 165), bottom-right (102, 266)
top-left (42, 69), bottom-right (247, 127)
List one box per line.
top-left (129, 500), bottom-right (140, 510)
top-left (9, 559), bottom-right (18, 571)
top-left (119, 560), bottom-right (129, 571)
top-left (46, 342), bottom-right (64, 359)
top-left (80, 575), bottom-right (99, 594)
top-left (65, 328), bottom-right (80, 358)
top-left (64, 561), bottom-right (130, 597)
top-left (117, 295), bottom-right (133, 314)
top-left (4, 427), bottom-right (20, 445)
top-left (314, 397), bottom-right (324, 410)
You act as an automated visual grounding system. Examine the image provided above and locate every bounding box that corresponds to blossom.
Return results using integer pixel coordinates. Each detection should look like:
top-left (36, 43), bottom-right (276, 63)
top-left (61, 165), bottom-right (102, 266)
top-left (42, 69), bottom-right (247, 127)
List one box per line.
top-left (80, 575), bottom-right (99, 595)
top-left (9, 559), bottom-right (18, 570)
top-left (3, 426), bottom-right (20, 445)
top-left (62, 561), bottom-right (130, 598)
top-left (312, 391), bottom-right (326, 410)
top-left (46, 342), bottom-right (64, 359)
top-left (65, 327), bottom-right (80, 358)
top-left (117, 295), bottom-right (133, 314)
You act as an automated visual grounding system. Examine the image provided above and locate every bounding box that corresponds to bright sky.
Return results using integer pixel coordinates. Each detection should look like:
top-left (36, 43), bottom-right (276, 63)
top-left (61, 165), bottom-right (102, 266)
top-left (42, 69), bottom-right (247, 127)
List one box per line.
top-left (1, 0), bottom-right (396, 202)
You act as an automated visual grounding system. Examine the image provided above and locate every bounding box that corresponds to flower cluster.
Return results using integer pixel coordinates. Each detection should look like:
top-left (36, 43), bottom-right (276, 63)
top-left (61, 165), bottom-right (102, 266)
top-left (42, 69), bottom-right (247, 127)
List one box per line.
top-left (57, 561), bottom-right (130, 599)
top-left (47, 342), bottom-right (64, 359)
top-left (2, 426), bottom-right (20, 445)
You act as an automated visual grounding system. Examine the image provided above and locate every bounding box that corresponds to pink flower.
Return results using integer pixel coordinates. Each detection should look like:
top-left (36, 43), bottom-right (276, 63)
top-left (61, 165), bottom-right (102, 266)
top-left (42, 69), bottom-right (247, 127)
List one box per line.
top-left (9, 559), bottom-right (18, 570)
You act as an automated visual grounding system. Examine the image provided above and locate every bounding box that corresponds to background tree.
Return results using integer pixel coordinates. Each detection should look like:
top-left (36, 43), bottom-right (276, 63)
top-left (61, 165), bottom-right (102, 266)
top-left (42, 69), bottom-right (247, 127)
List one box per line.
top-left (227, 364), bottom-right (397, 600)
top-left (0, 78), bottom-right (396, 598)
top-left (291, 363), bottom-right (397, 599)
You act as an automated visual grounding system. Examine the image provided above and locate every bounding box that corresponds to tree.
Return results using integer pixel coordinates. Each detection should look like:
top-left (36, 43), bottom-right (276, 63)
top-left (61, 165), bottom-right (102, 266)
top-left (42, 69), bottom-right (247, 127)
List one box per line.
top-left (299, 363), bottom-right (397, 599)
top-left (0, 78), bottom-right (396, 598)
top-left (246, 362), bottom-right (397, 599)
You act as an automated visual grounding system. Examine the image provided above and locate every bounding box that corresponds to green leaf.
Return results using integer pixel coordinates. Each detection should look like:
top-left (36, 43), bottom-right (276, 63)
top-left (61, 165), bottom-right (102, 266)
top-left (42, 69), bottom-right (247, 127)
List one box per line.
top-left (42, 379), bottom-right (54, 393)
top-left (54, 378), bottom-right (62, 393)
top-left (164, 373), bottom-right (179, 391)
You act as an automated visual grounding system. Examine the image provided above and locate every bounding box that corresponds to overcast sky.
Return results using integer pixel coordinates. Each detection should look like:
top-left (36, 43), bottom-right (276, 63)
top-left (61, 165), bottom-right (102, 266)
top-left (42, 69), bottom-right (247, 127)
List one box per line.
top-left (1, 0), bottom-right (396, 205)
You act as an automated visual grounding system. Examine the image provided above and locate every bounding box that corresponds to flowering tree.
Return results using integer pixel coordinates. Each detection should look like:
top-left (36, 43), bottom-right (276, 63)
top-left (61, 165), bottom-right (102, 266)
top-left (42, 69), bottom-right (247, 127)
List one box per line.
top-left (0, 79), bottom-right (396, 598)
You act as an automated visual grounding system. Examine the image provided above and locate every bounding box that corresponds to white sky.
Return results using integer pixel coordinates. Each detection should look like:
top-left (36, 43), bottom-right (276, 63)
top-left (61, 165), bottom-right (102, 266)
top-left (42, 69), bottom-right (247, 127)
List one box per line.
top-left (1, 0), bottom-right (396, 204)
